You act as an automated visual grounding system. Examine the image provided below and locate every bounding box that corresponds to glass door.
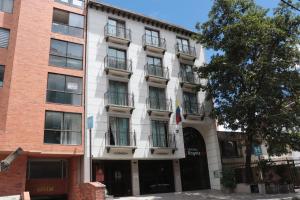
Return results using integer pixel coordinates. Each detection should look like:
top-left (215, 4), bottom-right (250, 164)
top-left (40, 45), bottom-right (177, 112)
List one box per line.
top-left (108, 48), bottom-right (126, 70)
top-left (149, 87), bottom-right (166, 110)
top-left (180, 63), bottom-right (194, 83)
top-left (147, 56), bottom-right (163, 77)
top-left (109, 117), bottom-right (129, 146)
top-left (109, 81), bottom-right (128, 106)
top-left (145, 29), bottom-right (159, 47)
top-left (177, 37), bottom-right (190, 53)
top-left (151, 120), bottom-right (168, 147)
top-left (183, 92), bottom-right (198, 114)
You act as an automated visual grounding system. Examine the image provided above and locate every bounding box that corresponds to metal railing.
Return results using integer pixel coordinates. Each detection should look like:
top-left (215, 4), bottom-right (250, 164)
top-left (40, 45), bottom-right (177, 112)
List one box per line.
top-left (144, 64), bottom-right (169, 79)
top-left (178, 71), bottom-right (200, 85)
top-left (104, 56), bottom-right (132, 72)
top-left (104, 23), bottom-right (132, 41)
top-left (175, 43), bottom-right (196, 57)
top-left (104, 91), bottom-right (134, 107)
top-left (146, 97), bottom-right (172, 112)
top-left (183, 102), bottom-right (204, 116)
top-left (52, 23), bottom-right (84, 38)
top-left (105, 130), bottom-right (136, 147)
top-left (142, 34), bottom-right (166, 49)
top-left (149, 133), bottom-right (176, 149)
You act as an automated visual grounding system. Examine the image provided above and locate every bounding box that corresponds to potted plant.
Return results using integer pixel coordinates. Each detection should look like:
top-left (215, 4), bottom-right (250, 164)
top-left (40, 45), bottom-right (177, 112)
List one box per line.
top-left (221, 168), bottom-right (237, 193)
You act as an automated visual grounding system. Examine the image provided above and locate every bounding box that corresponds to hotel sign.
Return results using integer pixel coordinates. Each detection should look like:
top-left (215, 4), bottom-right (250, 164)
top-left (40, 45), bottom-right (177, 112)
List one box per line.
top-left (186, 148), bottom-right (202, 157)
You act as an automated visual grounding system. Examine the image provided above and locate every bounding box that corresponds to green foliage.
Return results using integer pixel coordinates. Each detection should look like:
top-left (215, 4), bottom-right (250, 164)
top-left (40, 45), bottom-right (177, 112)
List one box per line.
top-left (221, 168), bottom-right (237, 189)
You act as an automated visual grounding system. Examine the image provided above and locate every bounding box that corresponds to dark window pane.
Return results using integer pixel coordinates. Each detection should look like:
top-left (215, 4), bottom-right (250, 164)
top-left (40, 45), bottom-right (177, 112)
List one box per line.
top-left (64, 113), bottom-right (81, 131)
top-left (45, 111), bottom-right (63, 130)
top-left (53, 9), bottom-right (69, 25)
top-left (28, 160), bottom-right (66, 179)
top-left (44, 130), bottom-right (61, 144)
top-left (49, 55), bottom-right (67, 67)
top-left (47, 91), bottom-right (66, 104)
top-left (0, 65), bottom-right (4, 87)
top-left (0, 28), bottom-right (10, 48)
top-left (67, 58), bottom-right (82, 69)
top-left (64, 93), bottom-right (81, 106)
top-left (48, 74), bottom-right (65, 91)
top-left (222, 141), bottom-right (239, 158)
top-left (50, 39), bottom-right (67, 57)
top-left (67, 42), bottom-right (82, 59)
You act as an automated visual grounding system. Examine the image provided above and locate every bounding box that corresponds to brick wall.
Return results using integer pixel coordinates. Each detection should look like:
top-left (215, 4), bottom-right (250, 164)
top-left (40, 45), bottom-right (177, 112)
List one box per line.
top-left (0, 154), bottom-right (27, 196)
top-left (79, 182), bottom-right (106, 200)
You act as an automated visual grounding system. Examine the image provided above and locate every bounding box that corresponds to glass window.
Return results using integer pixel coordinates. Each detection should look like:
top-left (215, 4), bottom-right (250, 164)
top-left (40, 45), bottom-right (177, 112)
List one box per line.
top-left (183, 92), bottom-right (198, 114)
top-left (107, 48), bottom-right (126, 70)
top-left (28, 160), bottom-right (67, 179)
top-left (180, 63), bottom-right (194, 83)
top-left (0, 65), bottom-right (4, 87)
top-left (55, 0), bottom-right (84, 8)
top-left (109, 117), bottom-right (129, 146)
top-left (145, 29), bottom-right (159, 46)
top-left (147, 56), bottom-right (163, 77)
top-left (151, 120), bottom-right (168, 147)
top-left (177, 37), bottom-right (190, 53)
top-left (49, 39), bottom-right (83, 69)
top-left (0, 28), bottom-right (10, 48)
top-left (108, 81), bottom-right (128, 106)
top-left (149, 87), bottom-right (166, 110)
top-left (44, 111), bottom-right (82, 145)
top-left (52, 9), bottom-right (84, 38)
top-left (47, 74), bottom-right (82, 106)
top-left (0, 0), bottom-right (13, 13)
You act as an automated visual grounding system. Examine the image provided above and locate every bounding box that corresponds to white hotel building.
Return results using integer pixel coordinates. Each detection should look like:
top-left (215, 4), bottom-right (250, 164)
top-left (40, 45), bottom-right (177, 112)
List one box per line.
top-left (85, 1), bottom-right (222, 197)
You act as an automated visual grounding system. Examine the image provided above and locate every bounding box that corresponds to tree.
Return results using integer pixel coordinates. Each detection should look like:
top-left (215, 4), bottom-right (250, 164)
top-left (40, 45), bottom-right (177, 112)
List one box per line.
top-left (195, 0), bottom-right (300, 183)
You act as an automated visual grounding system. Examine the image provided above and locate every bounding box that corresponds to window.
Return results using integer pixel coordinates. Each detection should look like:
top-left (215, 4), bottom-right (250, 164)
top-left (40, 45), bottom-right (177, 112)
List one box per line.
top-left (145, 28), bottom-right (160, 47)
top-left (0, 28), bottom-right (10, 48)
top-left (183, 92), bottom-right (198, 114)
top-left (44, 111), bottom-right (82, 145)
top-left (52, 9), bottom-right (84, 38)
top-left (55, 0), bottom-right (84, 8)
top-left (108, 80), bottom-right (128, 106)
top-left (49, 39), bottom-right (83, 69)
top-left (0, 0), bottom-right (13, 13)
top-left (0, 65), bottom-right (4, 87)
top-left (109, 117), bottom-right (129, 146)
top-left (180, 63), bottom-right (195, 83)
top-left (176, 37), bottom-right (190, 53)
top-left (47, 74), bottom-right (82, 106)
top-left (146, 56), bottom-right (163, 77)
top-left (107, 18), bottom-right (126, 38)
top-left (149, 87), bottom-right (166, 110)
top-left (27, 160), bottom-right (67, 179)
top-left (221, 140), bottom-right (239, 158)
top-left (107, 47), bottom-right (127, 70)
top-left (151, 120), bottom-right (168, 147)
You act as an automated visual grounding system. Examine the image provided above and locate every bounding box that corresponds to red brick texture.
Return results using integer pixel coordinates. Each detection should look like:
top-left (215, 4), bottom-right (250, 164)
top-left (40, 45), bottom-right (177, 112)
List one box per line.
top-left (79, 182), bottom-right (106, 200)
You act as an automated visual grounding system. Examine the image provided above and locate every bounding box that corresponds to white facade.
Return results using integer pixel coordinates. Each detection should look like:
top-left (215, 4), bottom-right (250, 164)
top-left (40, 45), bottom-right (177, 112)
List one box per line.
top-left (85, 1), bottom-right (222, 196)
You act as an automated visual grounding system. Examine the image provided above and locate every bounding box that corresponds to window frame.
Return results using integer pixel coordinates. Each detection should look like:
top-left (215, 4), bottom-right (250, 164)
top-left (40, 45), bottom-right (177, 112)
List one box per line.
top-left (46, 73), bottom-right (83, 106)
top-left (44, 111), bottom-right (82, 145)
top-left (0, 28), bottom-right (10, 49)
top-left (0, 65), bottom-right (4, 87)
top-left (49, 38), bottom-right (83, 70)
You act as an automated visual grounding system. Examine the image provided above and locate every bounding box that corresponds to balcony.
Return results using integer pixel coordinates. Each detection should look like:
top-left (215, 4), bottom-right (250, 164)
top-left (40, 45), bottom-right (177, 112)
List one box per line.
top-left (145, 64), bottom-right (169, 85)
top-left (105, 131), bottom-right (136, 154)
top-left (104, 91), bottom-right (135, 114)
top-left (178, 71), bottom-right (201, 90)
top-left (175, 44), bottom-right (197, 61)
top-left (104, 24), bottom-right (131, 46)
top-left (146, 97), bottom-right (172, 118)
top-left (149, 134), bottom-right (177, 154)
top-left (142, 34), bottom-right (166, 54)
top-left (52, 23), bottom-right (84, 38)
top-left (182, 102), bottom-right (205, 120)
top-left (104, 56), bottom-right (132, 79)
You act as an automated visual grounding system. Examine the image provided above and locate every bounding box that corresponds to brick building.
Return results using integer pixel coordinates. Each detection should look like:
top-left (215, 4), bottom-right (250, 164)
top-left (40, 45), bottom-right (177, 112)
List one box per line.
top-left (0, 0), bottom-right (86, 199)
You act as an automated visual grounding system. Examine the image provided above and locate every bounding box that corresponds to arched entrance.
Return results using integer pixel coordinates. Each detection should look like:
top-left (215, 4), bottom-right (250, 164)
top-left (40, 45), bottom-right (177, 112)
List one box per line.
top-left (180, 127), bottom-right (210, 191)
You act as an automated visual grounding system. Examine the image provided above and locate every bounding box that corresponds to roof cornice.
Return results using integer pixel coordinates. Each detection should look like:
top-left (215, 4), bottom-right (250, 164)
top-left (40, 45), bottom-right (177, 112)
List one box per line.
top-left (88, 0), bottom-right (196, 37)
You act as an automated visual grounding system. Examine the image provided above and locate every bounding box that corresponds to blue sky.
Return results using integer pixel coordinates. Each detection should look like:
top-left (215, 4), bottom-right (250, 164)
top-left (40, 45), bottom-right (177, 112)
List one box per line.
top-left (101, 0), bottom-right (281, 61)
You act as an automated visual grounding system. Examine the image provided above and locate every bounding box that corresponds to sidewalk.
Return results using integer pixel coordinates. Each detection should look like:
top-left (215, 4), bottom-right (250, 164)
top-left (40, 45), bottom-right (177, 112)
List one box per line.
top-left (114, 190), bottom-right (300, 200)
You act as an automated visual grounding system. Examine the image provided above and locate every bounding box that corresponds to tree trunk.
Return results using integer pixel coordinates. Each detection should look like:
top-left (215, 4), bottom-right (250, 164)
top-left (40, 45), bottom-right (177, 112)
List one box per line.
top-left (245, 134), bottom-right (253, 183)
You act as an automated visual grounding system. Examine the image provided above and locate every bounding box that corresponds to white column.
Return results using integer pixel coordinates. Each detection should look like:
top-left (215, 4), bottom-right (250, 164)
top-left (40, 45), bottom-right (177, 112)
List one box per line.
top-left (173, 159), bottom-right (182, 192)
top-left (131, 160), bottom-right (140, 196)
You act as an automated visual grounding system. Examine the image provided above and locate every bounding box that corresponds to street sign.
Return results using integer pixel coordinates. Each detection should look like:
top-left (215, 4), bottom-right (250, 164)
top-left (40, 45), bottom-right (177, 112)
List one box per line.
top-left (87, 116), bottom-right (93, 129)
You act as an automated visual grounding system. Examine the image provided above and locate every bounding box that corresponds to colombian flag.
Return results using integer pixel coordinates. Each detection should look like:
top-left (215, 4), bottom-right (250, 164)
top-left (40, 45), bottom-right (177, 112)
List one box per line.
top-left (176, 99), bottom-right (182, 125)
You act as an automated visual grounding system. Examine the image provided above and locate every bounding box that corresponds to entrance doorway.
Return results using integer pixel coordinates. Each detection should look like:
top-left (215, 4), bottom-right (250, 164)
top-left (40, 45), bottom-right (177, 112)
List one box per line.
top-left (139, 160), bottom-right (175, 194)
top-left (93, 160), bottom-right (132, 197)
top-left (180, 127), bottom-right (210, 191)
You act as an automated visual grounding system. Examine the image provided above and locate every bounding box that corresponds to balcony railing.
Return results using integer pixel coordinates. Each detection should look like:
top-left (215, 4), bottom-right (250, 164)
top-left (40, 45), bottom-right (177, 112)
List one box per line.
top-left (142, 34), bottom-right (166, 49)
top-left (104, 24), bottom-right (131, 41)
top-left (104, 91), bottom-right (134, 107)
top-left (175, 43), bottom-right (196, 57)
top-left (178, 71), bottom-right (200, 85)
top-left (183, 102), bottom-right (204, 116)
top-left (55, 0), bottom-right (84, 8)
top-left (149, 133), bottom-right (176, 149)
top-left (144, 64), bottom-right (169, 79)
top-left (104, 56), bottom-right (132, 72)
top-left (105, 130), bottom-right (136, 147)
top-left (146, 97), bottom-right (172, 112)
top-left (52, 23), bottom-right (84, 38)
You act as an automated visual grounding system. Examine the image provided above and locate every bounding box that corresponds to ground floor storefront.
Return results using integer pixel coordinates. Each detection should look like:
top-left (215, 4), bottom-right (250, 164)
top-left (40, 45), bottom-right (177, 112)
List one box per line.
top-left (0, 154), bottom-right (83, 200)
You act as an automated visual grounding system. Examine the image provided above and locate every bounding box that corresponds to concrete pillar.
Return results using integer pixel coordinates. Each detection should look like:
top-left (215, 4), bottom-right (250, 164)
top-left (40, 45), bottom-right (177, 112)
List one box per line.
top-left (173, 159), bottom-right (182, 192)
top-left (205, 122), bottom-right (222, 190)
top-left (131, 160), bottom-right (140, 196)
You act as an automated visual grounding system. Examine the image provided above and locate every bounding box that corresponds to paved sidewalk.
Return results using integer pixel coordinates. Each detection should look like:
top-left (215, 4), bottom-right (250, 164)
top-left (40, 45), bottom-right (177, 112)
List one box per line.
top-left (113, 190), bottom-right (300, 200)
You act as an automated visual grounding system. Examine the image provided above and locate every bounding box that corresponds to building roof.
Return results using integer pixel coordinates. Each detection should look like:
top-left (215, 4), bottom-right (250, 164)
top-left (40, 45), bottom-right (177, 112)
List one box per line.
top-left (88, 0), bottom-right (196, 37)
